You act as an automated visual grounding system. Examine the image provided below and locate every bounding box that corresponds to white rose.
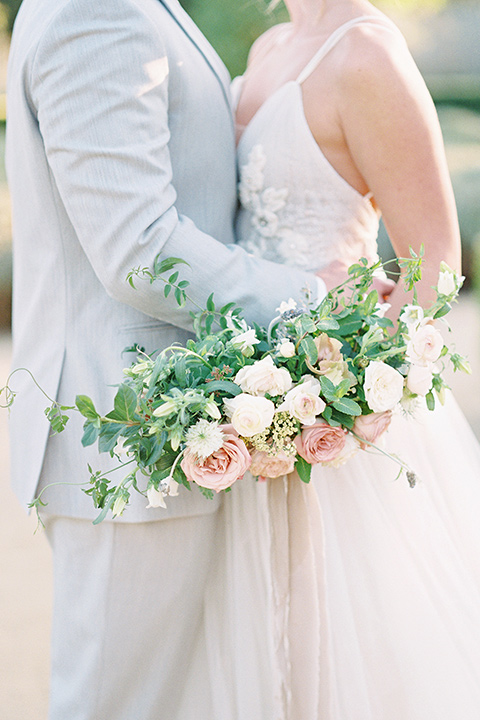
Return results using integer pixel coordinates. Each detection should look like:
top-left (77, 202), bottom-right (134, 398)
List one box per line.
top-left (277, 377), bottom-right (326, 425)
top-left (278, 340), bottom-right (296, 358)
top-left (406, 325), bottom-right (444, 367)
top-left (234, 356), bottom-right (293, 397)
top-left (364, 361), bottom-right (404, 413)
top-left (406, 364), bottom-right (433, 396)
top-left (230, 328), bottom-right (260, 357)
top-left (437, 269), bottom-right (457, 296)
top-left (223, 394), bottom-right (275, 437)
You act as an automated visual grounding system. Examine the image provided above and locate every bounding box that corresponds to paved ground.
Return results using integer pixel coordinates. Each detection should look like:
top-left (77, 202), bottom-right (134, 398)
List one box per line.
top-left (1, 295), bottom-right (480, 719)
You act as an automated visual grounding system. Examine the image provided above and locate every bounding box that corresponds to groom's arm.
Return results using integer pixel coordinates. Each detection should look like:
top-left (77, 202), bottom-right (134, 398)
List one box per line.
top-left (28, 0), bottom-right (325, 331)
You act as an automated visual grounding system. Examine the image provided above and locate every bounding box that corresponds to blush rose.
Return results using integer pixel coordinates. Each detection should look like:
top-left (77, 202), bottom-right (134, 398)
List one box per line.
top-left (249, 449), bottom-right (296, 479)
top-left (353, 411), bottom-right (392, 449)
top-left (295, 422), bottom-right (347, 464)
top-left (181, 431), bottom-right (251, 492)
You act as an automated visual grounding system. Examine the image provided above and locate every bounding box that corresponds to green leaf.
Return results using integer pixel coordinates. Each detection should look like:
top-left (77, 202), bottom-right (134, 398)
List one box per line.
top-left (316, 317), bottom-right (340, 331)
top-left (319, 375), bottom-right (337, 402)
top-left (145, 432), bottom-right (168, 466)
top-left (332, 398), bottom-right (362, 416)
top-left (153, 256), bottom-right (189, 276)
top-left (295, 455), bottom-right (312, 483)
top-left (203, 380), bottom-right (242, 395)
top-left (297, 314), bottom-right (317, 335)
top-left (206, 293), bottom-right (215, 312)
top-left (92, 494), bottom-right (117, 525)
top-left (205, 314), bottom-right (214, 336)
top-left (112, 385), bottom-right (137, 421)
top-left (81, 421), bottom-right (101, 447)
top-left (164, 284), bottom-right (172, 298)
top-left (433, 303), bottom-right (451, 320)
top-left (168, 271), bottom-right (179, 284)
top-left (300, 336), bottom-right (318, 365)
top-left (220, 302), bottom-right (237, 315)
top-left (329, 408), bottom-right (355, 429)
top-left (363, 289), bottom-right (379, 315)
top-left (98, 423), bottom-right (125, 454)
top-left (76, 395), bottom-right (99, 420)
top-left (321, 405), bottom-right (332, 423)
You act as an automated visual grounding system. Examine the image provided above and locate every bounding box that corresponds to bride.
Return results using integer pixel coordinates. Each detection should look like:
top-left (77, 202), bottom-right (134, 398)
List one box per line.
top-left (206, 1), bottom-right (480, 719)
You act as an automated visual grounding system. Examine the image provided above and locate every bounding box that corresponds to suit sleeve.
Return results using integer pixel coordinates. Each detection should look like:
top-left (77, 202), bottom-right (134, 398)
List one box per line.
top-left (30, 0), bottom-right (324, 330)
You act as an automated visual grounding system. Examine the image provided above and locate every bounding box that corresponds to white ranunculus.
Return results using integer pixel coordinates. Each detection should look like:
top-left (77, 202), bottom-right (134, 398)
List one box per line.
top-left (223, 394), bottom-right (275, 437)
top-left (278, 340), bottom-right (296, 358)
top-left (234, 356), bottom-right (293, 397)
top-left (406, 325), bottom-right (444, 367)
top-left (437, 269), bottom-right (457, 296)
top-left (277, 377), bottom-right (326, 425)
top-left (364, 361), bottom-right (404, 413)
top-left (406, 364), bottom-right (433, 396)
top-left (229, 328), bottom-right (260, 357)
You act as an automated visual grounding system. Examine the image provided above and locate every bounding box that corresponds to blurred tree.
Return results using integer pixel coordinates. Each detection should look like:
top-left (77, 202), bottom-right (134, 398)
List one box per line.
top-left (0, 0), bottom-right (21, 33)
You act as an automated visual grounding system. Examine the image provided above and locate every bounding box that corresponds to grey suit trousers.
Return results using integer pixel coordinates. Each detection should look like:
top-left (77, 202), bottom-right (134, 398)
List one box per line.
top-left (45, 513), bottom-right (220, 720)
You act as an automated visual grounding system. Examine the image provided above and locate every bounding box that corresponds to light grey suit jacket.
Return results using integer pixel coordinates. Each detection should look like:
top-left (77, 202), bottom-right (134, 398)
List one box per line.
top-left (6, 0), bottom-right (319, 520)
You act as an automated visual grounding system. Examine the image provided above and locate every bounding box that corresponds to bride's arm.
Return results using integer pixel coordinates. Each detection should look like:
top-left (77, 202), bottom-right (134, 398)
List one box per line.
top-left (337, 25), bottom-right (461, 315)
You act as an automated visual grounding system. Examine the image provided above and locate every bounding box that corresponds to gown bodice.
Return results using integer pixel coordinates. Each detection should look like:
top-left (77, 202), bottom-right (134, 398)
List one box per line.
top-left (233, 16), bottom-right (401, 273)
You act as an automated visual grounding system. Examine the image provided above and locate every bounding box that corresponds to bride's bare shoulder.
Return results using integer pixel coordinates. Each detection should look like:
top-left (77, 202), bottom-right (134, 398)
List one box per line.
top-left (337, 19), bottom-right (427, 97)
top-left (247, 22), bottom-right (292, 66)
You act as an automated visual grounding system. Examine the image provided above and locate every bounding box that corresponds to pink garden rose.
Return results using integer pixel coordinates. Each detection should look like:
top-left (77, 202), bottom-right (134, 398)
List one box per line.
top-left (353, 411), bottom-right (392, 449)
top-left (181, 430), bottom-right (251, 492)
top-left (249, 449), bottom-right (296, 480)
top-left (295, 422), bottom-right (346, 464)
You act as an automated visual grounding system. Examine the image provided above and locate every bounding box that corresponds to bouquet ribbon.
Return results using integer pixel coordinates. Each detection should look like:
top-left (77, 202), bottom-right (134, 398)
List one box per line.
top-left (268, 473), bottom-right (331, 719)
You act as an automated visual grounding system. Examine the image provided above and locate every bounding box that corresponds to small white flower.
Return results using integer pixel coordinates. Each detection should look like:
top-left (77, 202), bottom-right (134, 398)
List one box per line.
top-left (152, 399), bottom-right (177, 418)
top-left (364, 361), bottom-right (404, 413)
top-left (223, 394), bottom-right (275, 437)
top-left (277, 377), bottom-right (326, 425)
top-left (437, 269), bottom-right (457, 296)
top-left (276, 298), bottom-right (297, 314)
top-left (112, 495), bottom-right (128, 517)
top-left (374, 302), bottom-right (391, 318)
top-left (278, 340), bottom-right (296, 358)
top-left (204, 397), bottom-right (221, 420)
top-left (185, 419), bottom-right (224, 460)
top-left (400, 304), bottom-right (424, 329)
top-left (146, 485), bottom-right (167, 509)
top-left (230, 328), bottom-right (260, 357)
top-left (234, 356), bottom-right (293, 397)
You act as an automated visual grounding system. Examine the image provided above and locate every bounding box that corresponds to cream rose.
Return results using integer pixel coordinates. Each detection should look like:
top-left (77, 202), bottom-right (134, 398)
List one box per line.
top-left (223, 394), bottom-right (275, 437)
top-left (364, 361), bottom-right (404, 413)
top-left (295, 423), bottom-right (346, 464)
top-left (277, 378), bottom-right (326, 425)
top-left (406, 364), bottom-right (433, 396)
top-left (353, 411), bottom-right (392, 449)
top-left (181, 432), bottom-right (251, 492)
top-left (406, 325), bottom-right (444, 367)
top-left (234, 356), bottom-right (292, 397)
top-left (249, 449), bottom-right (296, 479)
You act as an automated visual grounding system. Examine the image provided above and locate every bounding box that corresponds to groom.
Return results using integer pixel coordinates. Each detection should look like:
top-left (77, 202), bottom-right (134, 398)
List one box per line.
top-left (7, 0), bottom-right (364, 716)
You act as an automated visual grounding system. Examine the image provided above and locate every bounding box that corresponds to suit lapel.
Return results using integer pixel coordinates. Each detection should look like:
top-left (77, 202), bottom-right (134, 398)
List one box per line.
top-left (158, 0), bottom-right (232, 107)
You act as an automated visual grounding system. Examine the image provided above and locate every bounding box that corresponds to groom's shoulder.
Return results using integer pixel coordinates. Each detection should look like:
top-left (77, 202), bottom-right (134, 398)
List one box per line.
top-left (13, 0), bottom-right (167, 48)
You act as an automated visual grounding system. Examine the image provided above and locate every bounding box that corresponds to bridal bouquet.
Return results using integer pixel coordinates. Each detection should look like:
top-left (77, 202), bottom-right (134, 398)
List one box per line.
top-left (4, 250), bottom-right (468, 523)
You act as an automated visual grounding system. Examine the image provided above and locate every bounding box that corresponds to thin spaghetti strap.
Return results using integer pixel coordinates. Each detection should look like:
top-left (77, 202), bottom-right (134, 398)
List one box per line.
top-left (295, 15), bottom-right (398, 85)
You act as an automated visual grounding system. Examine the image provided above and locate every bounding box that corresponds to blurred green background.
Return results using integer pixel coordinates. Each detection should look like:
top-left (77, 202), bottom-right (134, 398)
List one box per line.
top-left (1, 0), bottom-right (480, 328)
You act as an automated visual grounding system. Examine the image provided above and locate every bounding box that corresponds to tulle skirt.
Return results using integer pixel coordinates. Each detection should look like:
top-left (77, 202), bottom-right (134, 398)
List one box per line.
top-left (204, 391), bottom-right (480, 719)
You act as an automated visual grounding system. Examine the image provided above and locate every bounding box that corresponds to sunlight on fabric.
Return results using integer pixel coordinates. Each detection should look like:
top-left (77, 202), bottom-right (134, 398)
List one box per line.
top-left (137, 57), bottom-right (169, 97)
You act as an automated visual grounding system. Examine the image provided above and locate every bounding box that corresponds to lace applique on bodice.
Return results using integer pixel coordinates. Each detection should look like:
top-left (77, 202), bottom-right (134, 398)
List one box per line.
top-left (234, 17), bottom-right (398, 273)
